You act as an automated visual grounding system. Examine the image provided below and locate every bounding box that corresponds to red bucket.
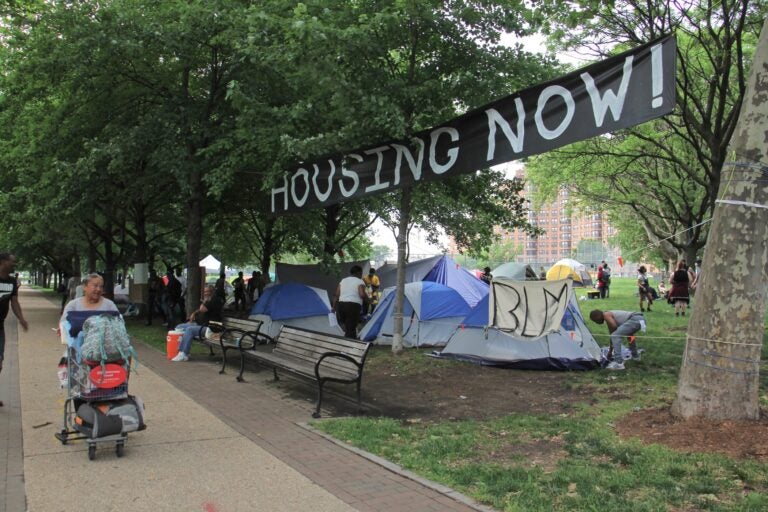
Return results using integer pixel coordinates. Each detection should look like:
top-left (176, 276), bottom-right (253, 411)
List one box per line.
top-left (166, 331), bottom-right (182, 360)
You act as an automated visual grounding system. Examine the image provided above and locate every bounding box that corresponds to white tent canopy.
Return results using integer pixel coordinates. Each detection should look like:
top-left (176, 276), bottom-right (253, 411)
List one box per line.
top-left (199, 254), bottom-right (221, 272)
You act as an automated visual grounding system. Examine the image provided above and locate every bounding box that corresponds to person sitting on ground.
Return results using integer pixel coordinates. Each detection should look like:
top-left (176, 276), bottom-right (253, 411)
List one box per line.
top-left (171, 285), bottom-right (224, 362)
top-left (637, 265), bottom-right (654, 312)
top-left (589, 309), bottom-right (645, 371)
top-left (657, 281), bottom-right (669, 300)
top-left (332, 265), bottom-right (366, 339)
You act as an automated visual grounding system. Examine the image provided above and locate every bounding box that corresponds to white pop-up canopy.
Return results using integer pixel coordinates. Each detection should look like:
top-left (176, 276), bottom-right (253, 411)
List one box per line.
top-left (199, 254), bottom-right (221, 272)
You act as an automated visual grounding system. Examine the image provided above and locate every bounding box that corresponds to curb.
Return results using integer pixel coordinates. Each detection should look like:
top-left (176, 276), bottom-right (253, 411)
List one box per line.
top-left (298, 421), bottom-right (498, 512)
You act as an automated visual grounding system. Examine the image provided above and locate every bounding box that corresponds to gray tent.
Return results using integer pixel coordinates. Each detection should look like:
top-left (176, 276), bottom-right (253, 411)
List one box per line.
top-left (437, 284), bottom-right (601, 370)
top-left (491, 262), bottom-right (538, 280)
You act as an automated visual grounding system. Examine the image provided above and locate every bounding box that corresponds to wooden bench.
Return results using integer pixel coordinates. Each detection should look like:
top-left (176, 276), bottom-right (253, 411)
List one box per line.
top-left (240, 325), bottom-right (372, 418)
top-left (201, 317), bottom-right (272, 376)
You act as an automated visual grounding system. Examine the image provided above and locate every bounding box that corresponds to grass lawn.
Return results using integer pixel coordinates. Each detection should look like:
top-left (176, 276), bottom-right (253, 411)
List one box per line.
top-left (312, 278), bottom-right (768, 511)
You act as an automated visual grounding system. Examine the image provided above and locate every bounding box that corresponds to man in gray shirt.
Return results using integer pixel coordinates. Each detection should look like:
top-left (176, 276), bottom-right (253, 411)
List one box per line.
top-left (589, 310), bottom-right (645, 370)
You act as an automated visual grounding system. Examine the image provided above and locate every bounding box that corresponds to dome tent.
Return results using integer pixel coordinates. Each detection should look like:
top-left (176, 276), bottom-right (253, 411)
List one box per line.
top-left (249, 283), bottom-right (343, 338)
top-left (359, 281), bottom-right (471, 347)
top-left (437, 280), bottom-right (601, 370)
top-left (546, 258), bottom-right (593, 287)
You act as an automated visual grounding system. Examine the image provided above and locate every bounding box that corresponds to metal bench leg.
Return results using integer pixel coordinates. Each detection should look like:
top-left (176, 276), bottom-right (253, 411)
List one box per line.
top-left (356, 378), bottom-right (363, 414)
top-left (313, 380), bottom-right (325, 419)
top-left (273, 367), bottom-right (279, 381)
top-left (208, 345), bottom-right (215, 357)
top-left (219, 347), bottom-right (228, 374)
top-left (237, 351), bottom-right (246, 382)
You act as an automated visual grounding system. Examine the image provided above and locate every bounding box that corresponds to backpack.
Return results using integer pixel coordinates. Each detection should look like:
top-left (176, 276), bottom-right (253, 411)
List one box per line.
top-left (81, 314), bottom-right (136, 365)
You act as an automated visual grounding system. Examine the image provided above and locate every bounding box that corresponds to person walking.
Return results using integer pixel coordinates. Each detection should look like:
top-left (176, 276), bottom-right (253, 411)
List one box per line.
top-left (668, 260), bottom-right (691, 316)
top-left (0, 253), bottom-right (29, 407)
top-left (637, 266), bottom-right (654, 312)
top-left (232, 271), bottom-right (247, 312)
top-left (332, 265), bottom-right (366, 339)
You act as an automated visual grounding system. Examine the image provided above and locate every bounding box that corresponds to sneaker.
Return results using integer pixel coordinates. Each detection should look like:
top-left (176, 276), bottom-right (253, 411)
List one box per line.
top-left (606, 361), bottom-right (625, 371)
top-left (631, 352), bottom-right (641, 361)
top-left (171, 352), bottom-right (188, 362)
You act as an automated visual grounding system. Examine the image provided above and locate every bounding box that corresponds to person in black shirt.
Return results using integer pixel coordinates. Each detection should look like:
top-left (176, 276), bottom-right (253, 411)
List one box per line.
top-left (232, 271), bottom-right (247, 311)
top-left (171, 285), bottom-right (223, 362)
top-left (0, 253), bottom-right (29, 407)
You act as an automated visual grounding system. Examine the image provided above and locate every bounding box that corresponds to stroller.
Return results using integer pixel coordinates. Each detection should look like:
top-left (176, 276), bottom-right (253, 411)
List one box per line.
top-left (55, 311), bottom-right (145, 461)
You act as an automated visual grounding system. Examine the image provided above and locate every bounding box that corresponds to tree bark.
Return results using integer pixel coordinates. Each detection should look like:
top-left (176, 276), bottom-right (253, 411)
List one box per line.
top-left (672, 18), bottom-right (768, 420)
top-left (392, 186), bottom-right (412, 354)
top-left (185, 167), bottom-right (205, 314)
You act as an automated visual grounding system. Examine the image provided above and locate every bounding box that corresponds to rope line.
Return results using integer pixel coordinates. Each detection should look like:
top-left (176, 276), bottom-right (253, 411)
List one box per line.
top-left (685, 357), bottom-right (760, 375)
top-left (686, 334), bottom-right (763, 347)
top-left (684, 346), bottom-right (763, 365)
top-left (715, 199), bottom-right (768, 210)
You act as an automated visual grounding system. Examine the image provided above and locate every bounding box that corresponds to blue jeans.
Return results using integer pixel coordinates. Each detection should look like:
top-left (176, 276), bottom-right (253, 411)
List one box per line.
top-left (176, 322), bottom-right (204, 355)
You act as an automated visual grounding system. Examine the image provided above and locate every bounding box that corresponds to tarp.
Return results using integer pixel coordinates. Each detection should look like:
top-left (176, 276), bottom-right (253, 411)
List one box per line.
top-left (438, 283), bottom-right (601, 370)
top-left (546, 258), bottom-right (593, 287)
top-left (359, 281), bottom-right (471, 347)
top-left (376, 255), bottom-right (488, 307)
top-left (491, 262), bottom-right (538, 280)
top-left (275, 260), bottom-right (370, 303)
top-left (249, 282), bottom-right (343, 338)
top-left (490, 278), bottom-right (572, 337)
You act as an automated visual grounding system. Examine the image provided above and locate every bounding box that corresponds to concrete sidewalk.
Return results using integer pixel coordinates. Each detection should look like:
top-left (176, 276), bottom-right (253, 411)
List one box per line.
top-left (2, 288), bottom-right (485, 512)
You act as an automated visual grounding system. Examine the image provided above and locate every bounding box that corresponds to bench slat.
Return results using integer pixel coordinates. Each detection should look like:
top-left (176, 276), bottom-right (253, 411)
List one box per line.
top-left (272, 337), bottom-right (365, 374)
top-left (238, 325), bottom-right (372, 417)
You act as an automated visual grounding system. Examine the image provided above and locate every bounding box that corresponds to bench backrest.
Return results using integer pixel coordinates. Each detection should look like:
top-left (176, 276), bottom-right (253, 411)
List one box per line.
top-left (274, 326), bottom-right (371, 376)
top-left (221, 316), bottom-right (263, 333)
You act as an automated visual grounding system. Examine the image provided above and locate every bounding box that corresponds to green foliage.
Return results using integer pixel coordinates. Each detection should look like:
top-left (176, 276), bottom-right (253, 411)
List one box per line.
top-left (526, 0), bottom-right (766, 264)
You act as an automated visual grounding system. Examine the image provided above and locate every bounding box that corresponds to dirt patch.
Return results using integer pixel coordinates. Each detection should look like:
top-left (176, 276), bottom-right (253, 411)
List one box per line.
top-left (263, 348), bottom-right (766, 464)
top-left (616, 407), bottom-right (768, 461)
top-left (360, 358), bottom-right (594, 421)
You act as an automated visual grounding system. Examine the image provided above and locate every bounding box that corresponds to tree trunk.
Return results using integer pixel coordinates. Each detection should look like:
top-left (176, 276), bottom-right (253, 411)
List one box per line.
top-left (392, 186), bottom-right (412, 354)
top-left (185, 167), bottom-right (205, 313)
top-left (672, 18), bottom-right (768, 420)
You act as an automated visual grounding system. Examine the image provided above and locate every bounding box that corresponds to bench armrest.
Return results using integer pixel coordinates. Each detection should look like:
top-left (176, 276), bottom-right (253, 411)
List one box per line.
top-left (222, 328), bottom-right (272, 350)
top-left (314, 352), bottom-right (363, 380)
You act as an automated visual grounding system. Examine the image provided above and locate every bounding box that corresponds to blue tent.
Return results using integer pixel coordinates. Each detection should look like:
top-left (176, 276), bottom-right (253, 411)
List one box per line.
top-left (249, 283), bottom-right (343, 338)
top-left (359, 281), bottom-right (471, 347)
top-left (376, 255), bottom-right (488, 307)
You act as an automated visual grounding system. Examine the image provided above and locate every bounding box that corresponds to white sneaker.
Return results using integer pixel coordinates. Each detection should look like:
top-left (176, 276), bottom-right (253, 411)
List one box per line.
top-left (606, 361), bottom-right (625, 371)
top-left (171, 352), bottom-right (188, 362)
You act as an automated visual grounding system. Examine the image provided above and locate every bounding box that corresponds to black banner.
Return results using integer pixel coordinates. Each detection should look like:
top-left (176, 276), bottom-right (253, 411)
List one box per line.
top-left (271, 35), bottom-right (676, 214)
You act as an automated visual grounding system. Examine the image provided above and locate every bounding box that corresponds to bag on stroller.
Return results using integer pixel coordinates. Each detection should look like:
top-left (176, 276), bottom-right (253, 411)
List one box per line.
top-left (75, 396), bottom-right (146, 438)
